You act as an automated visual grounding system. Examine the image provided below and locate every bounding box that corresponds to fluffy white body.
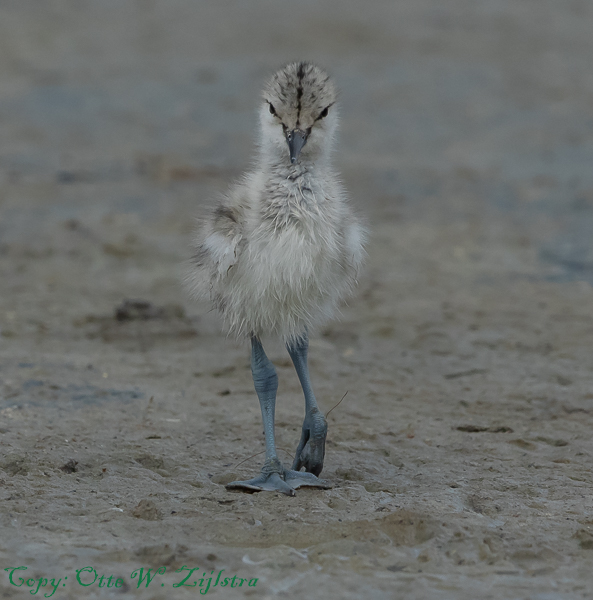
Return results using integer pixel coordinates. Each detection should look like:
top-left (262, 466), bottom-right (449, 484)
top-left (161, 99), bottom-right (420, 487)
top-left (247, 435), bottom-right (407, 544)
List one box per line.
top-left (187, 63), bottom-right (365, 341)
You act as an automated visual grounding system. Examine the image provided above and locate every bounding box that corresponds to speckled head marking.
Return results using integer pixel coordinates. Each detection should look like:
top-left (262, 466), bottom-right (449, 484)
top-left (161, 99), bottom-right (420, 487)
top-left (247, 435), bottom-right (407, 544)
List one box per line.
top-left (260, 62), bottom-right (338, 164)
top-left (263, 61), bottom-right (336, 130)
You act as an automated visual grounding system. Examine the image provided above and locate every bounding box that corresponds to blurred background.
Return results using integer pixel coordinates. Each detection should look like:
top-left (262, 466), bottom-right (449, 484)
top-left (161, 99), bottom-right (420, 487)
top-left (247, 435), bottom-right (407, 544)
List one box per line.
top-left (1, 0), bottom-right (593, 287)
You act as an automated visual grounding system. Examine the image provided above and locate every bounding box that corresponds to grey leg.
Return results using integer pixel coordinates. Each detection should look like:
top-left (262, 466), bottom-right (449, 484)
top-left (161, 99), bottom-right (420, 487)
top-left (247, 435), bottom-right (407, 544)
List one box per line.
top-left (226, 337), bottom-right (331, 495)
top-left (286, 332), bottom-right (329, 477)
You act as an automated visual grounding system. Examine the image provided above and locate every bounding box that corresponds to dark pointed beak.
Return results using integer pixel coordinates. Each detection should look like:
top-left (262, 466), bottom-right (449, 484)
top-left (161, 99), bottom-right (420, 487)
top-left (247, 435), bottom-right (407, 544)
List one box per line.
top-left (286, 129), bottom-right (308, 163)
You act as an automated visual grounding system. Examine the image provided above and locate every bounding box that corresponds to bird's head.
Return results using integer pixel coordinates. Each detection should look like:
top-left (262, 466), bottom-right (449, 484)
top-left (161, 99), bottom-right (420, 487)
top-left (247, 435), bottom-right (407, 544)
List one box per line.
top-left (260, 62), bottom-right (338, 165)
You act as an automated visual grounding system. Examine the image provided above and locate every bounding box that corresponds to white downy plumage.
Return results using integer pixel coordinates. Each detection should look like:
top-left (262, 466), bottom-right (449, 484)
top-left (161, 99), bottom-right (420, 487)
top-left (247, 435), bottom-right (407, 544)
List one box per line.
top-left (186, 62), bottom-right (366, 342)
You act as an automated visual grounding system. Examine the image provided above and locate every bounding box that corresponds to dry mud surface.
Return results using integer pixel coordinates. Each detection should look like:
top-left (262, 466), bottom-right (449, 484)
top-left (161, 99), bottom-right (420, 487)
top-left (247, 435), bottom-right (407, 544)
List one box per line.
top-left (2, 2), bottom-right (593, 599)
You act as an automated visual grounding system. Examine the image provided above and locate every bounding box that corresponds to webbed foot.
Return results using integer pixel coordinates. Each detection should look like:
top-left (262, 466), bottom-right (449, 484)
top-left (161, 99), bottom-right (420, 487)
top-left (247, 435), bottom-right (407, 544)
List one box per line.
top-left (292, 408), bottom-right (328, 476)
top-left (284, 469), bottom-right (332, 490)
top-left (226, 457), bottom-right (331, 496)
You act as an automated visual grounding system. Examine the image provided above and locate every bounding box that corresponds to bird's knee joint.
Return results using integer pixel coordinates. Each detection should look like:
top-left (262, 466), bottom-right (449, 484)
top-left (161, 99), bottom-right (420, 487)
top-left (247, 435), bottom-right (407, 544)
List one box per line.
top-left (252, 365), bottom-right (278, 394)
top-left (288, 344), bottom-right (308, 362)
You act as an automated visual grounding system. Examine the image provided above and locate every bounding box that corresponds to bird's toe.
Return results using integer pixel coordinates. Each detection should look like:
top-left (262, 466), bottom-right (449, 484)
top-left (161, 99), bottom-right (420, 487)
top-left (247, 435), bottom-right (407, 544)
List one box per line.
top-left (292, 411), bottom-right (328, 476)
top-left (284, 469), bottom-right (332, 490)
top-left (226, 472), bottom-right (295, 496)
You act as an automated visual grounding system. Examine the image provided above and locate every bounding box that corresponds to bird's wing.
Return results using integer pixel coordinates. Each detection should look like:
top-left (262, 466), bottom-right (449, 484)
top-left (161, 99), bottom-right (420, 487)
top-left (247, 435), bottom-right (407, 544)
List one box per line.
top-left (199, 203), bottom-right (244, 277)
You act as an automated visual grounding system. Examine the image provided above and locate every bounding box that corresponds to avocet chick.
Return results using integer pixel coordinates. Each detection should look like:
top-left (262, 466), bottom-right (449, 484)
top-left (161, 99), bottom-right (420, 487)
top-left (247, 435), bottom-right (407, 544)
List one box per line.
top-left (186, 62), bottom-right (366, 496)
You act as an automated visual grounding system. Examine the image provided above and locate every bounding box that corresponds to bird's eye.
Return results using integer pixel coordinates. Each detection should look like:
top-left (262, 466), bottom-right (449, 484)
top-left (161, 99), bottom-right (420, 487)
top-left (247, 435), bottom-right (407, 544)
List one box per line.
top-left (268, 103), bottom-right (277, 116)
top-left (319, 106), bottom-right (329, 119)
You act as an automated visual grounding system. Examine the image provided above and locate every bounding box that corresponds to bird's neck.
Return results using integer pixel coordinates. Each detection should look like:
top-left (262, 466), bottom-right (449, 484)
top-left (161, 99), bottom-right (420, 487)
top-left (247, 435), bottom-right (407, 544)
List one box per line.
top-left (256, 155), bottom-right (335, 218)
top-left (261, 153), bottom-right (331, 185)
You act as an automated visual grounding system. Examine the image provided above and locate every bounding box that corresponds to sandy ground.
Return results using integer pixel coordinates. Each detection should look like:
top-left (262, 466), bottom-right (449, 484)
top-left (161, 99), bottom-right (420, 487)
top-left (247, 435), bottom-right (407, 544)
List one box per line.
top-left (2, 1), bottom-right (593, 598)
